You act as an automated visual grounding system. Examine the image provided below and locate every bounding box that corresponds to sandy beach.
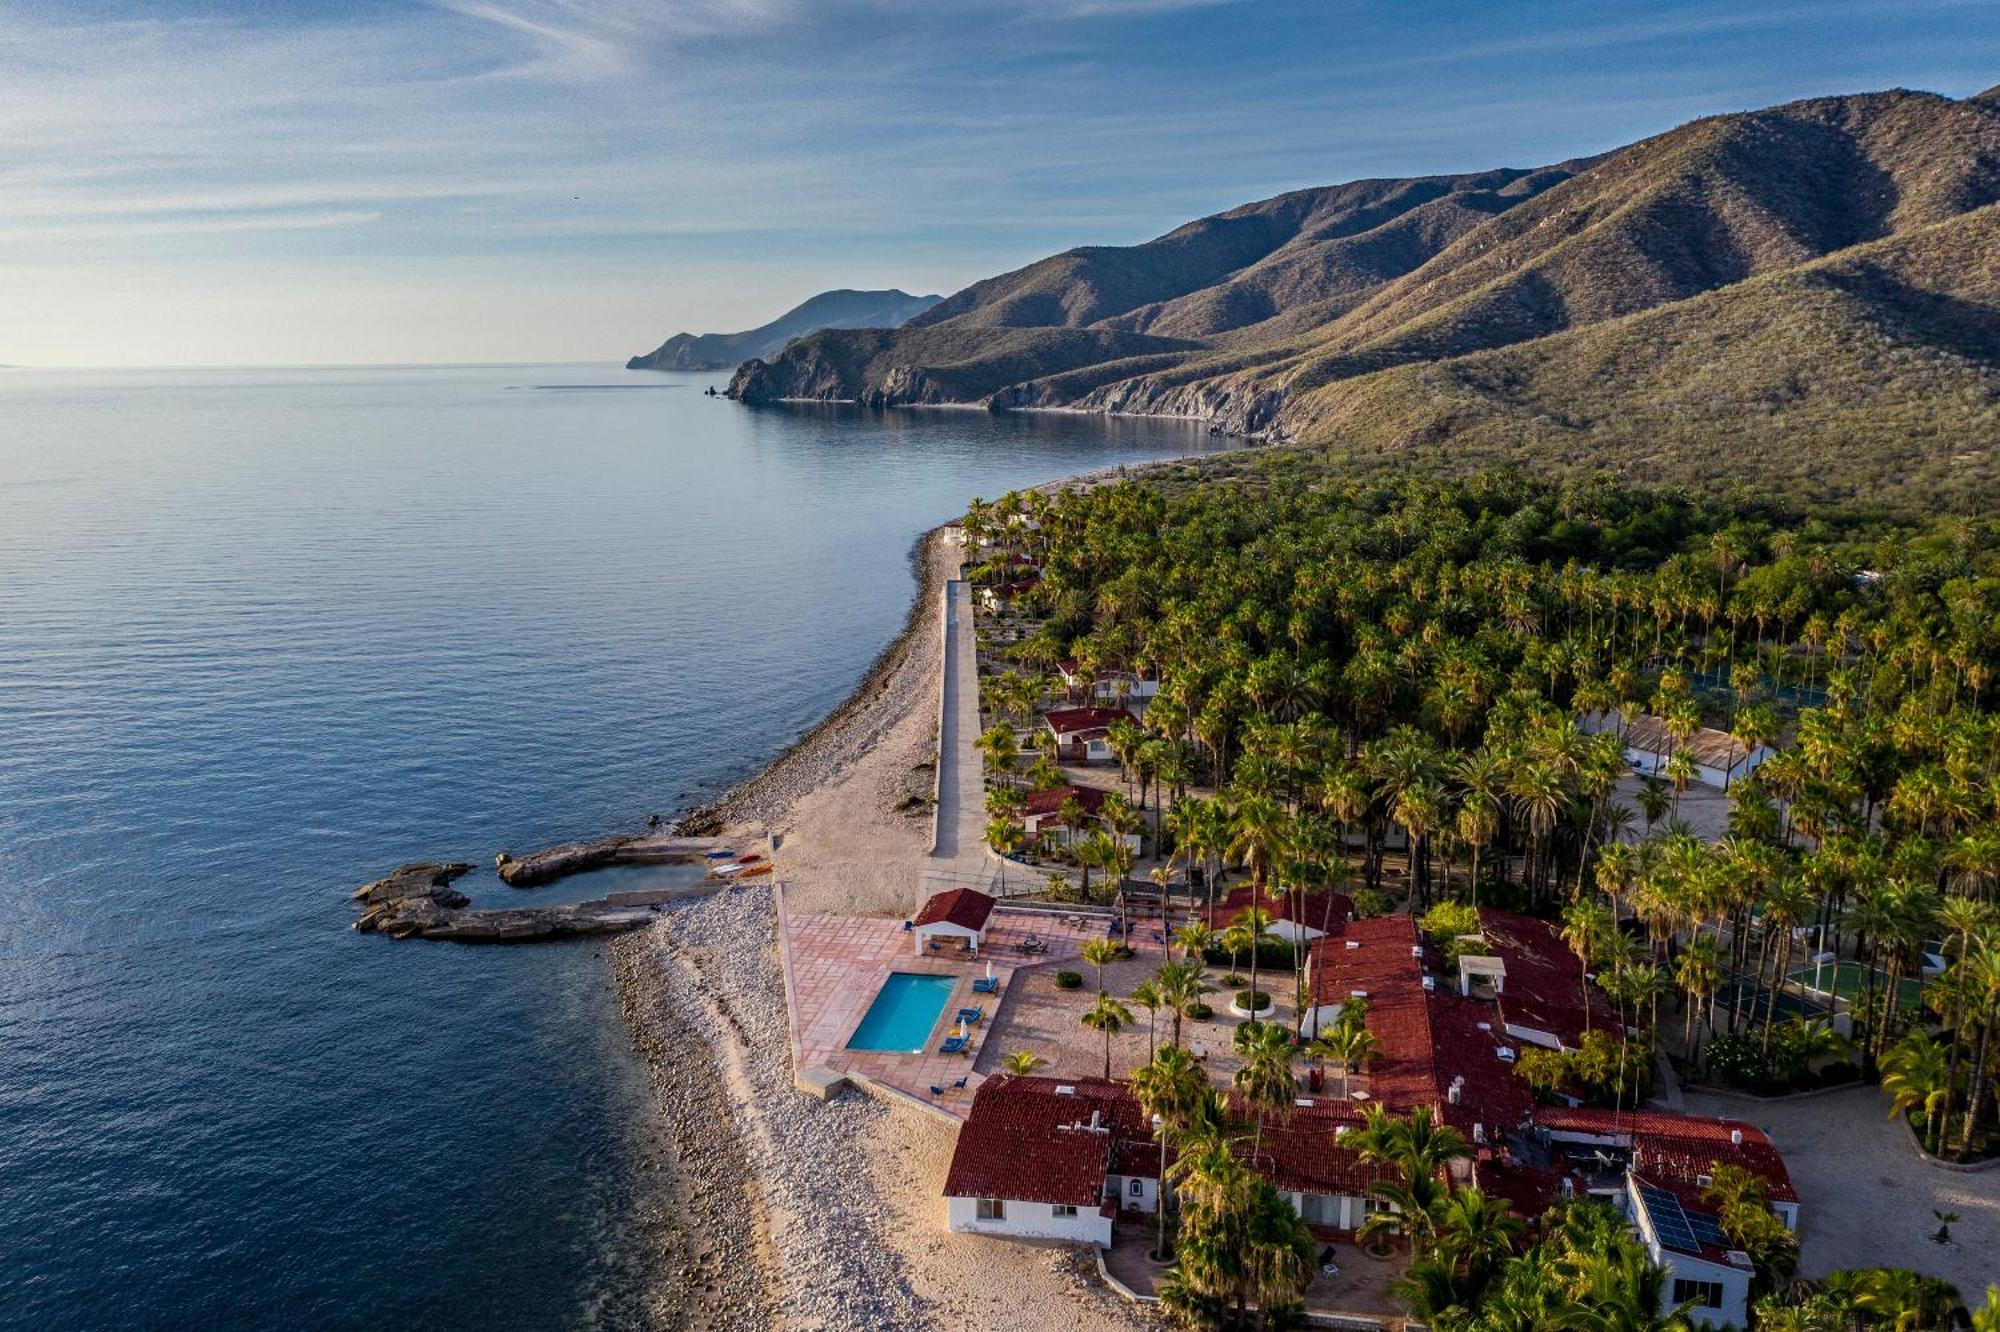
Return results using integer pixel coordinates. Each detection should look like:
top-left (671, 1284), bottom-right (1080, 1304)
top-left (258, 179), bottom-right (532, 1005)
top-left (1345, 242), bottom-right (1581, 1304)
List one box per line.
top-left (611, 522), bottom-right (1157, 1330)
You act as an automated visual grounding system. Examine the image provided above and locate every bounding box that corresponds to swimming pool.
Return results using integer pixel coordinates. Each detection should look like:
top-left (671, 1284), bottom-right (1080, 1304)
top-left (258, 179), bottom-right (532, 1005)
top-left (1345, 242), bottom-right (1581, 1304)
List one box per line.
top-left (846, 972), bottom-right (957, 1052)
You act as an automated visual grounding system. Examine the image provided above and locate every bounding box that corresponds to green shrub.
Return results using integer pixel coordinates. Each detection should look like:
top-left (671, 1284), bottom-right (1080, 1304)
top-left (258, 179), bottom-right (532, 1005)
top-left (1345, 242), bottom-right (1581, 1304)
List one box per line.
top-left (1202, 941), bottom-right (1298, 973)
top-left (1235, 989), bottom-right (1271, 1011)
top-left (1350, 889), bottom-right (1393, 920)
top-left (1185, 1002), bottom-right (1214, 1021)
top-left (1055, 970), bottom-right (1083, 990)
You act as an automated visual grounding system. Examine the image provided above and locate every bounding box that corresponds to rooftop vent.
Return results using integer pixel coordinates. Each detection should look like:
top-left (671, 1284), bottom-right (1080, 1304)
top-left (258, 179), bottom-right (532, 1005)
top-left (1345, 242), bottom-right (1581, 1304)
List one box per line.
top-left (1055, 1085), bottom-right (1077, 1095)
top-left (1497, 1047), bottom-right (1516, 1062)
top-left (1447, 1083), bottom-right (1462, 1104)
top-left (1411, 945), bottom-right (1423, 957)
top-left (1089, 1109), bottom-right (1102, 1131)
top-left (1561, 1177), bottom-right (1575, 1198)
top-left (1725, 1250), bottom-right (1754, 1270)
top-left (1345, 940), bottom-right (1361, 950)
top-left (1730, 1129), bottom-right (1744, 1147)
top-left (1473, 1123), bottom-right (1487, 1144)
top-left (1476, 1022), bottom-right (1492, 1032)
top-left (1295, 1097), bottom-right (1315, 1108)
top-left (1696, 1174), bottom-right (1713, 1188)
top-left (1349, 989), bottom-right (1369, 999)
top-left (1422, 976), bottom-right (1437, 991)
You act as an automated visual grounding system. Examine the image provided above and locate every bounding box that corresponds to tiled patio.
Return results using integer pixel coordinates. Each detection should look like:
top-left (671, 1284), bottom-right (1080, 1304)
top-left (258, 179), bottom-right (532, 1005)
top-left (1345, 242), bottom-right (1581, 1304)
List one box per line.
top-left (777, 890), bottom-right (1178, 1118)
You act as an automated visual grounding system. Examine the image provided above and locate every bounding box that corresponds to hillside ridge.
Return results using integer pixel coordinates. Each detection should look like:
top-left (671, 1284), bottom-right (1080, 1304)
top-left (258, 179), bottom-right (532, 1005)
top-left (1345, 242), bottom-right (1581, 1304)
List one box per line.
top-left (729, 86), bottom-right (2000, 509)
top-left (628, 288), bottom-right (941, 371)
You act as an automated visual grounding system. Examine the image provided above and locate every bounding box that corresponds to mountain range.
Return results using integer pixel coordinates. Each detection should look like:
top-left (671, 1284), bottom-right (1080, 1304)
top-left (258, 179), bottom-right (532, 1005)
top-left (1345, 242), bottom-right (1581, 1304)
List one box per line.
top-left (627, 288), bottom-right (941, 371)
top-left (730, 87), bottom-right (2000, 509)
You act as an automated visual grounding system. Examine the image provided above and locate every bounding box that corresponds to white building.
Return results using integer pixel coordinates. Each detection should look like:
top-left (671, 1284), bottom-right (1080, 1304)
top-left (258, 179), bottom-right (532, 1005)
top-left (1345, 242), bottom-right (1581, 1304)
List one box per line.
top-left (911, 887), bottom-right (996, 957)
top-left (1582, 710), bottom-right (1775, 790)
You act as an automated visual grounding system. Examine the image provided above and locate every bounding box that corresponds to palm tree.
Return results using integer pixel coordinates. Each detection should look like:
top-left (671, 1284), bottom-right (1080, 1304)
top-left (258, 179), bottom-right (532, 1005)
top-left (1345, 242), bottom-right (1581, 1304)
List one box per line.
top-left (1152, 960), bottom-right (1212, 1048)
top-left (1881, 1030), bottom-right (1952, 1154)
top-left (998, 1050), bottom-right (1045, 1077)
top-left (1223, 907), bottom-right (1277, 1019)
top-left (976, 722), bottom-right (1019, 785)
top-left (1080, 991), bottom-right (1133, 1079)
top-left (1132, 976), bottom-right (1164, 1061)
top-left (1231, 1018), bottom-right (1296, 1155)
top-left (1079, 937), bottom-right (1121, 995)
top-left (984, 816), bottom-right (1023, 894)
top-left (1129, 1044), bottom-right (1209, 1261)
top-left (1308, 1021), bottom-right (1378, 1099)
top-left (1674, 934), bottom-right (1722, 1062)
top-left (1560, 901), bottom-right (1616, 1035)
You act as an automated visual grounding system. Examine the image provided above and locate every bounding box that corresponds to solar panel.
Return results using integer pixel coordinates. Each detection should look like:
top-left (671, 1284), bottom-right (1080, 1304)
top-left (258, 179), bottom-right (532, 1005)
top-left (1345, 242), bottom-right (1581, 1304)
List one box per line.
top-left (1636, 1181), bottom-right (1700, 1254)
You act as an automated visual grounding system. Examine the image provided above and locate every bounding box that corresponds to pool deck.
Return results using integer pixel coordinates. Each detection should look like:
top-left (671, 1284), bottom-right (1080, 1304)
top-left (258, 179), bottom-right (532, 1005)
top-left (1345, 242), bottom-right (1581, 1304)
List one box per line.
top-left (777, 887), bottom-right (1162, 1117)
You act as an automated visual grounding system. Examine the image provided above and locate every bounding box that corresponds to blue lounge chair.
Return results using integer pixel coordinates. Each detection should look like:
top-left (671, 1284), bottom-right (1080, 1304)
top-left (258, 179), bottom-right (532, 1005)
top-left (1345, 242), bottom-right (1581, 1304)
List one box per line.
top-left (952, 1076), bottom-right (968, 1089)
top-left (940, 1034), bottom-right (970, 1055)
top-left (929, 1084), bottom-right (944, 1098)
top-left (971, 976), bottom-right (999, 994)
top-left (955, 1006), bottom-right (983, 1025)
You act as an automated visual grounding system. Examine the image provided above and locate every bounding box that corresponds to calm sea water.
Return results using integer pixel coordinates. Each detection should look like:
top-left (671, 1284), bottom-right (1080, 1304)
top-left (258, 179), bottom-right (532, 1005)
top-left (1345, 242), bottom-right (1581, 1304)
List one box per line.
top-left (0, 364), bottom-right (1206, 1330)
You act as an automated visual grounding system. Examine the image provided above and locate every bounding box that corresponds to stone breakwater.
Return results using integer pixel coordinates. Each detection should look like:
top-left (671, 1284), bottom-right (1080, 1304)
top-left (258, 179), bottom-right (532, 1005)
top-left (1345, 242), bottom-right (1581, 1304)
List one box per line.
top-left (612, 890), bottom-right (929, 1330)
top-left (350, 856), bottom-right (732, 942)
top-left (495, 835), bottom-right (724, 887)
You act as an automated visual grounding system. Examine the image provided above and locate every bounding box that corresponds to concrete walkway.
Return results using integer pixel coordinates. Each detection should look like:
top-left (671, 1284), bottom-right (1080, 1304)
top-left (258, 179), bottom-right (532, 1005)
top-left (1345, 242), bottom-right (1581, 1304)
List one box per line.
top-left (1681, 1085), bottom-right (2000, 1293)
top-left (929, 578), bottom-right (990, 884)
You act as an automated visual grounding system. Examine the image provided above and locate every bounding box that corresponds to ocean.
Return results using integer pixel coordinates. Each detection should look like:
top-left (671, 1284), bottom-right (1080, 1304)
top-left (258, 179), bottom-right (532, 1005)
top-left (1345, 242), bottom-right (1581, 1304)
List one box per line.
top-left (0, 364), bottom-right (1207, 1329)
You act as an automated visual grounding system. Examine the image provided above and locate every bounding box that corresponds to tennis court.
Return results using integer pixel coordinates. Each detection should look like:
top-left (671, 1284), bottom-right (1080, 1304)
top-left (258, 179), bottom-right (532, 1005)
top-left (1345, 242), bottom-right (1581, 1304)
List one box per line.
top-left (1786, 959), bottom-right (1924, 1011)
top-left (1715, 974), bottom-right (1834, 1026)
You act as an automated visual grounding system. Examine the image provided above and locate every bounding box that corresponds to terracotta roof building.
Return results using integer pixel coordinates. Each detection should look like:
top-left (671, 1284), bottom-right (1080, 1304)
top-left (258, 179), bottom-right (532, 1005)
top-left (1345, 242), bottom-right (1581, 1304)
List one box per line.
top-left (911, 887), bottom-right (996, 956)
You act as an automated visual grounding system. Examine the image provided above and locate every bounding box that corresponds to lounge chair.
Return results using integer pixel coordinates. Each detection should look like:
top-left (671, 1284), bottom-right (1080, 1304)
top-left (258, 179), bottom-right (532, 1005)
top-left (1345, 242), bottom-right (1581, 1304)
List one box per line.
top-left (940, 1034), bottom-right (970, 1055)
top-left (955, 1006), bottom-right (983, 1025)
top-left (952, 1076), bottom-right (968, 1089)
top-left (1190, 1043), bottom-right (1209, 1062)
top-left (1150, 930), bottom-right (1166, 946)
top-left (971, 976), bottom-right (999, 994)
top-left (929, 1084), bottom-right (944, 1098)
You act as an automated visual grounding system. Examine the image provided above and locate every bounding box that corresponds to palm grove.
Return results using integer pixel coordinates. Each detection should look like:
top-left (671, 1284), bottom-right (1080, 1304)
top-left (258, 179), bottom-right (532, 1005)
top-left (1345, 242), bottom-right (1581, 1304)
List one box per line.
top-left (965, 463), bottom-right (2000, 1328)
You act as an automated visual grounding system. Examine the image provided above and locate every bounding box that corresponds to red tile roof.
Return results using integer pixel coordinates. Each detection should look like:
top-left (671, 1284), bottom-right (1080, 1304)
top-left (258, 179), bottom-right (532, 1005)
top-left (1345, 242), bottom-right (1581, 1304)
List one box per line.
top-left (1472, 908), bottom-right (1620, 1050)
top-left (1023, 785), bottom-right (1108, 819)
top-left (945, 1077), bottom-right (1400, 1206)
top-left (1044, 707), bottom-right (1134, 737)
top-left (1304, 915), bottom-right (1532, 1139)
top-left (913, 887), bottom-right (996, 932)
top-left (1532, 1106), bottom-right (1796, 1203)
top-left (1207, 886), bottom-right (1354, 936)
top-left (943, 1077), bottom-right (1124, 1206)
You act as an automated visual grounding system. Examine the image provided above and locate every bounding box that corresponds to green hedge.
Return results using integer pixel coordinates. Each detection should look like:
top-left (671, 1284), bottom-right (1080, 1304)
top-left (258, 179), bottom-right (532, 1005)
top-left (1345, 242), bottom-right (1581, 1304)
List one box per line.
top-left (1203, 941), bottom-right (1299, 972)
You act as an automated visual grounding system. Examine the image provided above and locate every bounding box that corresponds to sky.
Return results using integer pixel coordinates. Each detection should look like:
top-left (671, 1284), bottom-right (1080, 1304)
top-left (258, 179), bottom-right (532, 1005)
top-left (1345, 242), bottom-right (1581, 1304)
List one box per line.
top-left (1, 0), bottom-right (1996, 367)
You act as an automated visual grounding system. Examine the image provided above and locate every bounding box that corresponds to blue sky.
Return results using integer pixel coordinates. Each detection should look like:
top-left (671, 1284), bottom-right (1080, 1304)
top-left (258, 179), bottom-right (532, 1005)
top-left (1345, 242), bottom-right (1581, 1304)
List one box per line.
top-left (3, 0), bottom-right (1995, 365)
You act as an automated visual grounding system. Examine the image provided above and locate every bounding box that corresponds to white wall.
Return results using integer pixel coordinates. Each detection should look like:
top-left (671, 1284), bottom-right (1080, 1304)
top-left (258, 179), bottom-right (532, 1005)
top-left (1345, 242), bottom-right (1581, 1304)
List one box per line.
top-left (947, 1195), bottom-right (1112, 1246)
top-left (1106, 1174), bottom-right (1158, 1214)
top-left (914, 921), bottom-right (981, 955)
top-left (1656, 1251), bottom-right (1750, 1330)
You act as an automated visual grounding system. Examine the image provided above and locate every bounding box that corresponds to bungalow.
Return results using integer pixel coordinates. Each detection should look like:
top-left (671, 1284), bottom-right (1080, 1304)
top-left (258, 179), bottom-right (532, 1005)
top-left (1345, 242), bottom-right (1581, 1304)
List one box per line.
top-left (943, 1075), bottom-right (1403, 1247)
top-left (1043, 707), bottom-right (1134, 764)
top-left (1020, 785), bottom-right (1140, 853)
top-left (1534, 1107), bottom-right (1798, 1330)
top-left (1205, 884), bottom-right (1354, 945)
top-left (1582, 710), bottom-right (1775, 790)
top-left (979, 575), bottom-right (1040, 613)
top-left (1056, 660), bottom-right (1160, 707)
top-left (911, 887), bottom-right (996, 957)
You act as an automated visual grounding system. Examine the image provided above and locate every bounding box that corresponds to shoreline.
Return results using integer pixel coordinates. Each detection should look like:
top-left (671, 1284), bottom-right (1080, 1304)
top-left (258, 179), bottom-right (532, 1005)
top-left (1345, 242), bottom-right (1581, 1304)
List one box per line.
top-left (604, 468), bottom-right (1162, 1329)
top-left (674, 524), bottom-right (952, 839)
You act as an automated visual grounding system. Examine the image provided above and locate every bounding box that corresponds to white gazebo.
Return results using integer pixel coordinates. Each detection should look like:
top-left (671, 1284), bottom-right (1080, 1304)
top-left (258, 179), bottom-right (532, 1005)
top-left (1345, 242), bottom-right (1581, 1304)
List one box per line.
top-left (911, 887), bottom-right (997, 956)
